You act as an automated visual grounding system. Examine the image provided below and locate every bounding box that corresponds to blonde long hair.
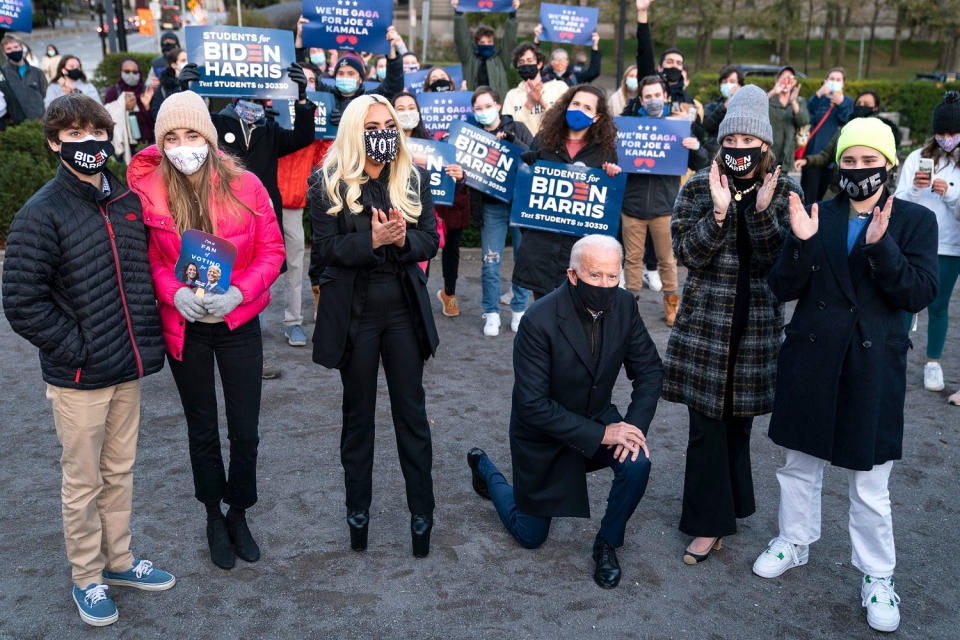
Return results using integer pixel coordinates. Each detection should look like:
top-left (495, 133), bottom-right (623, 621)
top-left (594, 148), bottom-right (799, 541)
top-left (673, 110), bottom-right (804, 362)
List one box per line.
top-left (161, 149), bottom-right (255, 235)
top-left (320, 94), bottom-right (422, 222)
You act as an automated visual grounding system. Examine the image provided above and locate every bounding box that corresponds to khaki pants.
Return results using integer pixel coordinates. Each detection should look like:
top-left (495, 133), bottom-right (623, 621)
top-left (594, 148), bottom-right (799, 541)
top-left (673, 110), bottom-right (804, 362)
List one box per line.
top-left (46, 381), bottom-right (140, 587)
top-left (281, 207), bottom-right (305, 326)
top-left (621, 214), bottom-right (678, 294)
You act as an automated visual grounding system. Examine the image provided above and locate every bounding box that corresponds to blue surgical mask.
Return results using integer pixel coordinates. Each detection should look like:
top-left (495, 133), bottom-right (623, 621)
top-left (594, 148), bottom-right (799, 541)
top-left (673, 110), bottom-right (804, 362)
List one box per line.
top-left (625, 77), bottom-right (638, 91)
top-left (310, 52), bottom-right (326, 66)
top-left (476, 44), bottom-right (495, 59)
top-left (376, 67), bottom-right (386, 81)
top-left (719, 82), bottom-right (736, 98)
top-left (827, 80), bottom-right (843, 93)
top-left (335, 76), bottom-right (359, 95)
top-left (565, 108), bottom-right (594, 131)
top-left (474, 107), bottom-right (498, 127)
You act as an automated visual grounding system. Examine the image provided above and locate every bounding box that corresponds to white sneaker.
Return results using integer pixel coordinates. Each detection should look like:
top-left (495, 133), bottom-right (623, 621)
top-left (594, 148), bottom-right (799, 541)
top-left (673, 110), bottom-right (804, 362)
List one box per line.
top-left (482, 312), bottom-right (500, 337)
top-left (752, 536), bottom-right (809, 578)
top-left (642, 267), bottom-right (662, 292)
top-left (511, 310), bottom-right (524, 332)
top-left (862, 575), bottom-right (900, 632)
top-left (924, 362), bottom-right (945, 391)
top-left (499, 291), bottom-right (513, 306)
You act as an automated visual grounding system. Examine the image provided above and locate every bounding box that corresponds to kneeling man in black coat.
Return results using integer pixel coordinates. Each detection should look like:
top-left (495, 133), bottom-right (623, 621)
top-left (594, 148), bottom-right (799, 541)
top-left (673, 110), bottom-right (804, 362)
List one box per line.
top-left (467, 234), bottom-right (663, 588)
top-left (752, 118), bottom-right (938, 634)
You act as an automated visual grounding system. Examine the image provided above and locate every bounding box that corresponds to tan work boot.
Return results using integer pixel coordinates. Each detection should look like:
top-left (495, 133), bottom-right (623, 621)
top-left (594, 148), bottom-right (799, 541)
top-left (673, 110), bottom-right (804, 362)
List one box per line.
top-left (664, 293), bottom-right (679, 327)
top-left (437, 289), bottom-right (460, 317)
top-left (312, 284), bottom-right (320, 322)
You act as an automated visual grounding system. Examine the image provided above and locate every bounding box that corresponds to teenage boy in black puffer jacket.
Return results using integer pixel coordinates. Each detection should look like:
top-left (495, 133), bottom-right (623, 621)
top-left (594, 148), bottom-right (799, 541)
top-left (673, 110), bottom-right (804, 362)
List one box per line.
top-left (1, 94), bottom-right (173, 628)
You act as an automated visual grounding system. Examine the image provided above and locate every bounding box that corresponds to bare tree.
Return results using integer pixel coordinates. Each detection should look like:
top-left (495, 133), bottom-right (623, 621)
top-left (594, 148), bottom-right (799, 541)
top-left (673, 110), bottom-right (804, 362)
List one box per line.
top-left (834, 1), bottom-right (850, 68)
top-left (726, 0), bottom-right (738, 65)
top-left (803, 0), bottom-right (815, 74)
top-left (889, 1), bottom-right (906, 66)
top-left (864, 0), bottom-right (883, 77)
top-left (820, 0), bottom-right (836, 69)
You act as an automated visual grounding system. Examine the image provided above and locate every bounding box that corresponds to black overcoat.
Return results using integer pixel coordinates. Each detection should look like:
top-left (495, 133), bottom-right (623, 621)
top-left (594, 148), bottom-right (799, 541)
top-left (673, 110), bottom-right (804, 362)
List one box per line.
top-left (766, 190), bottom-right (939, 470)
top-left (510, 283), bottom-right (663, 518)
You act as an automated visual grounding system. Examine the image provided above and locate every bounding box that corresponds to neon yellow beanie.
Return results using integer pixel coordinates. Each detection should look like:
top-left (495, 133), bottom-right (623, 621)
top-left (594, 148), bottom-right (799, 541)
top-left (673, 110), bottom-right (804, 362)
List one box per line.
top-left (835, 117), bottom-right (897, 166)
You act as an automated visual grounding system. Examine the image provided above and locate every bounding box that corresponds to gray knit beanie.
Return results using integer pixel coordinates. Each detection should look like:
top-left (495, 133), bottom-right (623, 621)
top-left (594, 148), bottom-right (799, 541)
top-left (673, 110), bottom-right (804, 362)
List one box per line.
top-left (717, 84), bottom-right (773, 144)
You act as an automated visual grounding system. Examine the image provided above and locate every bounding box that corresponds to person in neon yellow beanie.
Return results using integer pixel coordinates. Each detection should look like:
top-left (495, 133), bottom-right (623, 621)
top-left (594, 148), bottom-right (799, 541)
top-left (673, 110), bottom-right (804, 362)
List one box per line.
top-left (752, 116), bottom-right (940, 633)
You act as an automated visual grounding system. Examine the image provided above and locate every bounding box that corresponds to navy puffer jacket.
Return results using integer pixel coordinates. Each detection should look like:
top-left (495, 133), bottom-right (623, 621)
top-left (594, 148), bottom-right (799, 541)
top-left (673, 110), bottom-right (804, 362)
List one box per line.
top-left (2, 165), bottom-right (165, 389)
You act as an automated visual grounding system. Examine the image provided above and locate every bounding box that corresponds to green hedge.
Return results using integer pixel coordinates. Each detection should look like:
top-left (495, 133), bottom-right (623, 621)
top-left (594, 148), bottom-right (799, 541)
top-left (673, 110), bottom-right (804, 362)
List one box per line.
top-left (92, 52), bottom-right (159, 93)
top-left (0, 121), bottom-right (128, 242)
top-left (689, 74), bottom-right (960, 146)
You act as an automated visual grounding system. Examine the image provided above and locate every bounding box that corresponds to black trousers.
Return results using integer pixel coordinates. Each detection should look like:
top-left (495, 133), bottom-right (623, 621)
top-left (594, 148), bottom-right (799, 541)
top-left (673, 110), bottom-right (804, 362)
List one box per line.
top-left (168, 318), bottom-right (263, 510)
top-left (339, 272), bottom-right (435, 515)
top-left (679, 407), bottom-right (756, 537)
top-left (441, 227), bottom-right (463, 296)
top-left (800, 165), bottom-right (832, 205)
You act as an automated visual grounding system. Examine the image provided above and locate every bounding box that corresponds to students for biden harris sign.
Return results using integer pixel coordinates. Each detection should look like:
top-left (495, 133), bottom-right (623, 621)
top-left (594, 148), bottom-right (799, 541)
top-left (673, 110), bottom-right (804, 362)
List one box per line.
top-left (538, 3), bottom-right (598, 46)
top-left (405, 138), bottom-right (458, 206)
top-left (274, 90), bottom-right (337, 139)
top-left (446, 120), bottom-right (521, 204)
top-left (614, 116), bottom-right (690, 176)
top-left (301, 0), bottom-right (393, 55)
top-left (510, 162), bottom-right (626, 238)
top-left (186, 26), bottom-right (297, 99)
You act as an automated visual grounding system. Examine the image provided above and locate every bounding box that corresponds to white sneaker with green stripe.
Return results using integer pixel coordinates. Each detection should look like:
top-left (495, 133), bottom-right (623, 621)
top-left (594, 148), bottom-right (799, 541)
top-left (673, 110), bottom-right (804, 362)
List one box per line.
top-left (862, 575), bottom-right (900, 632)
top-left (752, 536), bottom-right (809, 578)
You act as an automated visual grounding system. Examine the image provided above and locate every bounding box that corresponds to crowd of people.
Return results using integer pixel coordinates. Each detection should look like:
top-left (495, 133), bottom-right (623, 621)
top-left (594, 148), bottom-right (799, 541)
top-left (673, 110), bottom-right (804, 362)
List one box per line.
top-left (1, 0), bottom-right (958, 633)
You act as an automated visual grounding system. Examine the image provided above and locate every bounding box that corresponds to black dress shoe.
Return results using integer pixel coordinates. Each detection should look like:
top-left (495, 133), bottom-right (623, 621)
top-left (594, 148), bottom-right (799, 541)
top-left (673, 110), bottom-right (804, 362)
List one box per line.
top-left (225, 508), bottom-right (261, 563)
top-left (466, 448), bottom-right (491, 500)
top-left (347, 511), bottom-right (369, 552)
top-left (592, 536), bottom-right (621, 589)
top-left (411, 513), bottom-right (433, 558)
top-left (206, 518), bottom-right (236, 570)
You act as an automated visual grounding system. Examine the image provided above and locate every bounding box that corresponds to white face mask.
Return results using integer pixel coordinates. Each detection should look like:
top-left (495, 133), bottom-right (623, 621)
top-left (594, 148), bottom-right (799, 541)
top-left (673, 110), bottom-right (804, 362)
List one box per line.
top-left (165, 144), bottom-right (209, 175)
top-left (396, 110), bottom-right (420, 131)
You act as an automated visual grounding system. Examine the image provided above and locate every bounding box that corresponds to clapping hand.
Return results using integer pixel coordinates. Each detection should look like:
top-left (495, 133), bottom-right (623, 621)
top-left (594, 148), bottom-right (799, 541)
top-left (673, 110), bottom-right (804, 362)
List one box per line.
top-left (865, 195), bottom-right (892, 245)
top-left (787, 191), bottom-right (818, 240)
top-left (755, 165), bottom-right (781, 212)
top-left (709, 161), bottom-right (731, 216)
top-left (371, 207), bottom-right (406, 248)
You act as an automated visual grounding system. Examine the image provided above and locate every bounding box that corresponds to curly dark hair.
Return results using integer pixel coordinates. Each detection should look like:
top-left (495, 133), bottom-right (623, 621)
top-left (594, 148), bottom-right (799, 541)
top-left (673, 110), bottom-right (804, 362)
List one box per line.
top-left (511, 42), bottom-right (544, 68)
top-left (534, 85), bottom-right (617, 161)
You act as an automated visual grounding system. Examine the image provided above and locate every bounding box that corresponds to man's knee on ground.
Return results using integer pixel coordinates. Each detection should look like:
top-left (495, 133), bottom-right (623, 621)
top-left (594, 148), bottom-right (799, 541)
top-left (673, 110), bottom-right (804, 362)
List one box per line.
top-left (620, 453), bottom-right (651, 483)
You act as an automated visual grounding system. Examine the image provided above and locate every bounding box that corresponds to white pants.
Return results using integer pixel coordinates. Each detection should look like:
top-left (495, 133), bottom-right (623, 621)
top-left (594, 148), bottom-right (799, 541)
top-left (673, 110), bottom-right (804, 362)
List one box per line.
top-left (777, 448), bottom-right (895, 577)
top-left (281, 207), bottom-right (305, 326)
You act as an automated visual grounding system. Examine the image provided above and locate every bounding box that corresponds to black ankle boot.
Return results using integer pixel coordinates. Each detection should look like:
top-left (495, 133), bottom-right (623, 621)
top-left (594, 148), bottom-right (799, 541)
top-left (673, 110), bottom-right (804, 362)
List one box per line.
top-left (347, 511), bottom-right (369, 551)
top-left (225, 507), bottom-right (260, 563)
top-left (411, 513), bottom-right (433, 558)
top-left (206, 518), bottom-right (236, 570)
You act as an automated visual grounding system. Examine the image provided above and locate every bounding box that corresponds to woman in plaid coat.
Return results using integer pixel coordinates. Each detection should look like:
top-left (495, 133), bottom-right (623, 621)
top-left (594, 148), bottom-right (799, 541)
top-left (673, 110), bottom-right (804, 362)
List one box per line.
top-left (663, 86), bottom-right (802, 564)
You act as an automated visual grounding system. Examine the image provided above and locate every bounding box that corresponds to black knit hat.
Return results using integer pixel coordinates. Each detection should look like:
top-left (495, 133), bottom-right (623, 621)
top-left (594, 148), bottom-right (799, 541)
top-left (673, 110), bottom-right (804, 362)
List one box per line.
top-left (933, 91), bottom-right (960, 135)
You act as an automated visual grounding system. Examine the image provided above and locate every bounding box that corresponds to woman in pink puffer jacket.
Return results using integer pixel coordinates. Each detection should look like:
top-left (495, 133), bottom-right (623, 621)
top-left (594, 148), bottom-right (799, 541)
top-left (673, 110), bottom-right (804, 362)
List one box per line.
top-left (128, 91), bottom-right (284, 571)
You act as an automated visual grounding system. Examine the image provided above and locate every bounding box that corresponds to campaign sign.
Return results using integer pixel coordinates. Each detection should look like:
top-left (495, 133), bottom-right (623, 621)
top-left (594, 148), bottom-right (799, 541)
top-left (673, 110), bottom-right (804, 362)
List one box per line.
top-left (185, 26), bottom-right (297, 99)
top-left (274, 90), bottom-right (337, 140)
top-left (456, 0), bottom-right (513, 12)
top-left (538, 3), bottom-right (597, 46)
top-left (175, 230), bottom-right (238, 295)
top-left (404, 65), bottom-right (464, 93)
top-left (614, 116), bottom-right (690, 176)
top-left (0, 0), bottom-right (32, 33)
top-left (317, 76), bottom-right (381, 93)
top-left (405, 138), bottom-right (458, 206)
top-left (301, 0), bottom-right (393, 55)
top-left (510, 161), bottom-right (626, 238)
top-left (418, 91), bottom-right (475, 135)
top-left (447, 120), bottom-right (521, 203)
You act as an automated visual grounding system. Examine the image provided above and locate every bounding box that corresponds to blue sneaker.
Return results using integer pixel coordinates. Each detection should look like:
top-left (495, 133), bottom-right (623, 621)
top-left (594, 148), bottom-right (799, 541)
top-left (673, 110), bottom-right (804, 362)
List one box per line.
top-left (102, 559), bottom-right (176, 591)
top-left (72, 584), bottom-right (118, 627)
top-left (284, 324), bottom-right (307, 346)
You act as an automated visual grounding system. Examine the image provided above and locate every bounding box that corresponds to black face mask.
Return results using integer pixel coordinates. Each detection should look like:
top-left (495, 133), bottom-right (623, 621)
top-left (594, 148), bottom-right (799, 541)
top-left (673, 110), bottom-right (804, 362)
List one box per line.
top-left (427, 79), bottom-right (452, 92)
top-left (65, 68), bottom-right (84, 81)
top-left (661, 67), bottom-right (683, 86)
top-left (161, 42), bottom-right (177, 53)
top-left (6, 49), bottom-right (23, 63)
top-left (721, 145), bottom-right (763, 176)
top-left (852, 105), bottom-right (876, 118)
top-left (364, 128), bottom-right (399, 164)
top-left (59, 138), bottom-right (114, 175)
top-left (516, 64), bottom-right (540, 81)
top-left (574, 278), bottom-right (617, 313)
top-left (838, 166), bottom-right (887, 201)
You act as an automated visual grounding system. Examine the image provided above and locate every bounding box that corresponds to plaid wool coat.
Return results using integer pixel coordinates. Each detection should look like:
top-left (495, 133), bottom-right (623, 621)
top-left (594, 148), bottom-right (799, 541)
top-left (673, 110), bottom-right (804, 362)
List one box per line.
top-left (663, 167), bottom-right (802, 419)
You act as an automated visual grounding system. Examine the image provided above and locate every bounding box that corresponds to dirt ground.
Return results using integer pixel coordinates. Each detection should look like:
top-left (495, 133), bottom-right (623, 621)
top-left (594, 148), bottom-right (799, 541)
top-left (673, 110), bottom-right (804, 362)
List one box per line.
top-left (1, 248), bottom-right (956, 639)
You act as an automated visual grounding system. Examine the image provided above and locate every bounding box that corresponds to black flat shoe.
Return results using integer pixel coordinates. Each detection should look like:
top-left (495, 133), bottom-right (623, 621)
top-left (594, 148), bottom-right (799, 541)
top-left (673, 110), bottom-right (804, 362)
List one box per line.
top-left (466, 447), bottom-right (491, 500)
top-left (206, 518), bottom-right (236, 570)
top-left (411, 513), bottom-right (433, 558)
top-left (683, 537), bottom-right (723, 565)
top-left (225, 508), bottom-right (261, 563)
top-left (347, 511), bottom-right (369, 552)
top-left (592, 536), bottom-right (621, 589)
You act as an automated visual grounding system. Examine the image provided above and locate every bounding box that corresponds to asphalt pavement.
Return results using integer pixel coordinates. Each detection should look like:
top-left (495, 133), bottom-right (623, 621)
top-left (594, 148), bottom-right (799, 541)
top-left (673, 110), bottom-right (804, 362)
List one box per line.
top-left (0, 248), bottom-right (957, 639)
